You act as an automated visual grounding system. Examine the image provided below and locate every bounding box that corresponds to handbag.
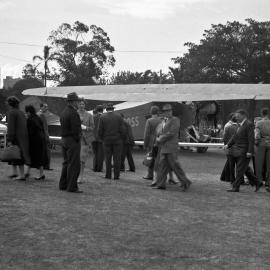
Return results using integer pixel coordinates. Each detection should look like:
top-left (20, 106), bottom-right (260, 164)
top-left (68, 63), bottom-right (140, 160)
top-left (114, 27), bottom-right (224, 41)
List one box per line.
top-left (0, 145), bottom-right (21, 162)
top-left (142, 152), bottom-right (153, 167)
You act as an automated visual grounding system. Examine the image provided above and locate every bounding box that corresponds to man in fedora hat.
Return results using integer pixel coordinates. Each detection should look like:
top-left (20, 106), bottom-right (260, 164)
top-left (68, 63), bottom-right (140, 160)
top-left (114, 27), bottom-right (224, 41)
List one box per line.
top-left (59, 92), bottom-right (82, 193)
top-left (153, 104), bottom-right (192, 191)
top-left (98, 103), bottom-right (125, 180)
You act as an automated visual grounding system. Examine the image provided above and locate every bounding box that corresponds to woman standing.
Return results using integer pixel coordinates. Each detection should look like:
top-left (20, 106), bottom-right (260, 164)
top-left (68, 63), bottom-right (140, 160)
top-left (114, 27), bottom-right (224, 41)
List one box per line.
top-left (25, 105), bottom-right (48, 180)
top-left (6, 96), bottom-right (31, 180)
top-left (77, 99), bottom-right (94, 183)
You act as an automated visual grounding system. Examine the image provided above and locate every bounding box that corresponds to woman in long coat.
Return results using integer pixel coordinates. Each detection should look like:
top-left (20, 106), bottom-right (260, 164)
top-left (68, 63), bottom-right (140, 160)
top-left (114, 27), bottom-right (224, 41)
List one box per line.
top-left (25, 105), bottom-right (48, 180)
top-left (6, 96), bottom-right (31, 180)
top-left (77, 99), bottom-right (94, 183)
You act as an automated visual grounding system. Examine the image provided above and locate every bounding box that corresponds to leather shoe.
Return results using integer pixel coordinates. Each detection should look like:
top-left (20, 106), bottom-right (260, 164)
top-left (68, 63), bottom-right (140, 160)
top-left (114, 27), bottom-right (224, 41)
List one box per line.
top-left (227, 189), bottom-right (239, 192)
top-left (8, 174), bottom-right (18, 179)
top-left (153, 186), bottom-right (166, 190)
top-left (35, 175), bottom-right (45, 180)
top-left (143, 176), bottom-right (153, 180)
top-left (68, 190), bottom-right (83, 193)
top-left (149, 182), bottom-right (157, 187)
top-left (114, 177), bottom-right (119, 180)
top-left (181, 181), bottom-right (192, 192)
top-left (255, 182), bottom-right (263, 192)
top-left (168, 179), bottom-right (178, 185)
top-left (15, 177), bottom-right (26, 181)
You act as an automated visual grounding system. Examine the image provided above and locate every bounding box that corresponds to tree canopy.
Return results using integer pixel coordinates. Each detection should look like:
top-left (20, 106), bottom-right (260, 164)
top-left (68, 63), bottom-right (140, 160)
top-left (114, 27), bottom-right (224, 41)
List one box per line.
top-left (22, 21), bottom-right (115, 86)
top-left (48, 21), bottom-right (115, 86)
top-left (170, 19), bottom-right (270, 83)
top-left (110, 70), bottom-right (174, 84)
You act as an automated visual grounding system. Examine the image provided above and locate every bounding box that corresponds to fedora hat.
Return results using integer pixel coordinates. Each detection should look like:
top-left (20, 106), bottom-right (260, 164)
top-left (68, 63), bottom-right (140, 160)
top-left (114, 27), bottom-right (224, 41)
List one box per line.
top-left (106, 103), bottom-right (115, 111)
top-left (67, 92), bottom-right (79, 102)
top-left (162, 104), bottom-right (172, 111)
top-left (96, 105), bottom-right (104, 112)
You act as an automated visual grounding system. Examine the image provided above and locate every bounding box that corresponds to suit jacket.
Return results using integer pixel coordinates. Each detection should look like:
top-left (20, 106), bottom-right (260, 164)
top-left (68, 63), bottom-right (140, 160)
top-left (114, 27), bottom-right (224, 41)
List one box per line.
top-left (158, 116), bottom-right (180, 154)
top-left (223, 122), bottom-right (238, 145)
top-left (255, 118), bottom-right (270, 146)
top-left (98, 111), bottom-right (124, 144)
top-left (143, 116), bottom-right (162, 150)
top-left (228, 119), bottom-right (255, 154)
top-left (123, 121), bottom-right (135, 146)
top-left (60, 105), bottom-right (82, 142)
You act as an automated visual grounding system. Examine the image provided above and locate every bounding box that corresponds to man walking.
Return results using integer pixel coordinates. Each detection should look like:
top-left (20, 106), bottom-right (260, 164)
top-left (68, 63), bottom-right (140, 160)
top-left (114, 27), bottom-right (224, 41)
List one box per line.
top-left (59, 92), bottom-right (82, 193)
top-left (225, 109), bottom-right (263, 192)
top-left (98, 103), bottom-right (125, 180)
top-left (153, 104), bottom-right (192, 191)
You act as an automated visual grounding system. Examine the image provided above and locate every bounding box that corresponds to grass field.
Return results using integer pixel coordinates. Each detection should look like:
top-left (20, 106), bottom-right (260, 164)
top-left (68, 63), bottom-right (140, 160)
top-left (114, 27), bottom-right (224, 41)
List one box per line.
top-left (0, 148), bottom-right (269, 270)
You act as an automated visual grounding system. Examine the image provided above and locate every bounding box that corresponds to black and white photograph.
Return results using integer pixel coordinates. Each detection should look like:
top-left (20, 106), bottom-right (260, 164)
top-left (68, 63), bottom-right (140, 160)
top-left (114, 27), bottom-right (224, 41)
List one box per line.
top-left (0, 0), bottom-right (270, 269)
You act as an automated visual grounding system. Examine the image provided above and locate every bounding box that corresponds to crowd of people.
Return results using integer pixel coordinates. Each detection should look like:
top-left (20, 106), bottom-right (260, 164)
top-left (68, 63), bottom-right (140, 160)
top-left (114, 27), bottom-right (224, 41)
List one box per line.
top-left (221, 108), bottom-right (270, 192)
top-left (3, 92), bottom-right (270, 194)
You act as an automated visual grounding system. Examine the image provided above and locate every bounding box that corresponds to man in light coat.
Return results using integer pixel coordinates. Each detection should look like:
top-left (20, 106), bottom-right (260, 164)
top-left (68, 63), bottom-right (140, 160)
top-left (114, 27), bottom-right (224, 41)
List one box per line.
top-left (154, 104), bottom-right (192, 191)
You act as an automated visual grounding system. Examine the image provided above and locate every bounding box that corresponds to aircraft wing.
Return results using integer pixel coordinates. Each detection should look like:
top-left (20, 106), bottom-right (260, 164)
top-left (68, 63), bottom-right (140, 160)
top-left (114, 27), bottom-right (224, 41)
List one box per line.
top-left (22, 84), bottom-right (270, 102)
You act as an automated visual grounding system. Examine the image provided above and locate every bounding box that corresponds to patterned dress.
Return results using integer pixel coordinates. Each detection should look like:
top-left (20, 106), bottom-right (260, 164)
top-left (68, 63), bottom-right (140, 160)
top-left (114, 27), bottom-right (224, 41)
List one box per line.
top-left (77, 110), bottom-right (94, 163)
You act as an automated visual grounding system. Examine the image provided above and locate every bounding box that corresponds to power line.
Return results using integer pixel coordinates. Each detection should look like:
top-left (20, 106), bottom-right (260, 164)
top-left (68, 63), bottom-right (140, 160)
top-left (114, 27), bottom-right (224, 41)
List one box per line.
top-left (0, 54), bottom-right (30, 63)
top-left (0, 41), bottom-right (183, 54)
top-left (115, 50), bottom-right (182, 54)
top-left (0, 41), bottom-right (42, 47)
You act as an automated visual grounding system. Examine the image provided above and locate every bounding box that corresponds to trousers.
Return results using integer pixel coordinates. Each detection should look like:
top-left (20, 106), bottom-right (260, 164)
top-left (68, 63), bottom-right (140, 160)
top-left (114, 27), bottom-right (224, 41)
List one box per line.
top-left (230, 154), bottom-right (260, 190)
top-left (155, 153), bottom-right (190, 188)
top-left (255, 145), bottom-right (270, 185)
top-left (59, 137), bottom-right (81, 192)
top-left (103, 142), bottom-right (122, 179)
top-left (120, 144), bottom-right (135, 171)
top-left (92, 141), bottom-right (104, 172)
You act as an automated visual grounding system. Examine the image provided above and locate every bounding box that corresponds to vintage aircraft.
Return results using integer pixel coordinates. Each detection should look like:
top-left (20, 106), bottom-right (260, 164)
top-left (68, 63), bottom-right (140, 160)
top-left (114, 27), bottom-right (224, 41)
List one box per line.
top-left (22, 83), bottom-right (270, 150)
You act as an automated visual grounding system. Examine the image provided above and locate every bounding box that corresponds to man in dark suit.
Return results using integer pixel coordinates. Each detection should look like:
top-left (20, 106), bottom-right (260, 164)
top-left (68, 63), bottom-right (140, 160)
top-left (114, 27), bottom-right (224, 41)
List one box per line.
top-left (59, 92), bottom-right (82, 193)
top-left (98, 103), bottom-right (125, 180)
top-left (153, 104), bottom-right (192, 191)
top-left (92, 105), bottom-right (104, 172)
top-left (143, 105), bottom-right (161, 180)
top-left (225, 109), bottom-right (263, 192)
top-left (120, 113), bottom-right (135, 172)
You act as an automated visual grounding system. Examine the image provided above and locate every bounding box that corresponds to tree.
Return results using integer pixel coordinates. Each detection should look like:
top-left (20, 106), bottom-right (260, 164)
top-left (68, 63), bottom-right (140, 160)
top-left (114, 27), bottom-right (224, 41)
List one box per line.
top-left (5, 78), bottom-right (44, 100)
top-left (22, 64), bottom-right (40, 79)
top-left (48, 21), bottom-right (115, 86)
top-left (32, 45), bottom-right (58, 87)
top-left (170, 19), bottom-right (270, 83)
top-left (110, 70), bottom-right (174, 84)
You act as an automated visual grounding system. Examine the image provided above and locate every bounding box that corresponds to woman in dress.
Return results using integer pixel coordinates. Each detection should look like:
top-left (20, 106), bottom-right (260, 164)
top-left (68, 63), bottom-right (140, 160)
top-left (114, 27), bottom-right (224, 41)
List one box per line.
top-left (6, 96), bottom-right (31, 180)
top-left (77, 99), bottom-right (94, 183)
top-left (25, 105), bottom-right (48, 180)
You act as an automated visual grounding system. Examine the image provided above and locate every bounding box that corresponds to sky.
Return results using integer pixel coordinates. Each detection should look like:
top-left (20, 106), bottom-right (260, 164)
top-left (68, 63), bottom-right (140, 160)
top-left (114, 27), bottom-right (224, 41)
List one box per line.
top-left (0, 0), bottom-right (269, 86)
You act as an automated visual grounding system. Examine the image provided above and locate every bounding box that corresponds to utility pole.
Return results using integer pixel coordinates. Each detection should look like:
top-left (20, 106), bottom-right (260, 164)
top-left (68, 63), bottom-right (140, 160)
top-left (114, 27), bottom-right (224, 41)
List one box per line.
top-left (159, 69), bottom-right (162, 84)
